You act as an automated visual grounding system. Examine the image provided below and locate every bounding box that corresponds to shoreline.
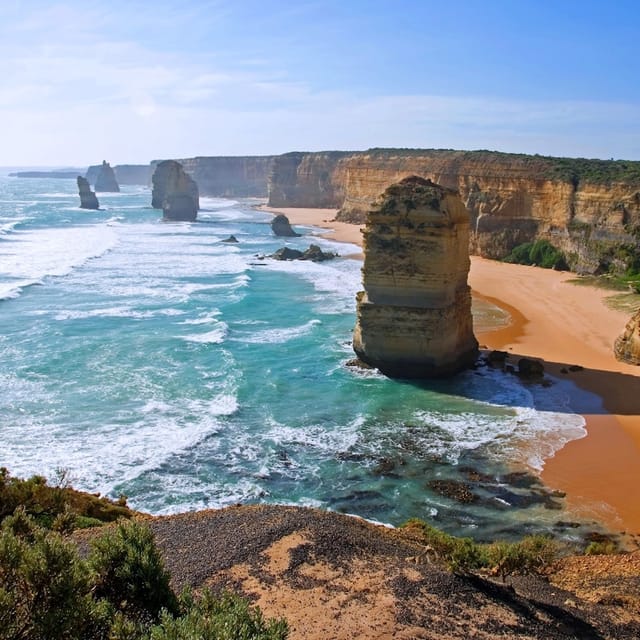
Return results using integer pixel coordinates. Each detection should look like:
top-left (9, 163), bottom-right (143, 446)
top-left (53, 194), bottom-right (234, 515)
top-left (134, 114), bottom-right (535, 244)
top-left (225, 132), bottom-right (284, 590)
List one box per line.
top-left (260, 204), bottom-right (640, 535)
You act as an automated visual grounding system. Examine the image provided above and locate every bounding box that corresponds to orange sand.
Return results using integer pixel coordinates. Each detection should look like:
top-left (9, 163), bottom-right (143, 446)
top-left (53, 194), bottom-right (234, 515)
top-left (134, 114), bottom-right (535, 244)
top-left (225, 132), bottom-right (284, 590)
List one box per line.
top-left (262, 205), bottom-right (640, 534)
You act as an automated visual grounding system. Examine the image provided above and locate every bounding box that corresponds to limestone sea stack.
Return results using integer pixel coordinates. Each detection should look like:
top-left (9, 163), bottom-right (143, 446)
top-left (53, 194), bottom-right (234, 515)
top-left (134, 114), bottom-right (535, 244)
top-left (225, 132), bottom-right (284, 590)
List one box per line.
top-left (353, 176), bottom-right (478, 377)
top-left (94, 160), bottom-right (120, 192)
top-left (77, 176), bottom-right (99, 210)
top-left (271, 213), bottom-right (301, 237)
top-left (614, 309), bottom-right (640, 365)
top-left (151, 160), bottom-right (200, 221)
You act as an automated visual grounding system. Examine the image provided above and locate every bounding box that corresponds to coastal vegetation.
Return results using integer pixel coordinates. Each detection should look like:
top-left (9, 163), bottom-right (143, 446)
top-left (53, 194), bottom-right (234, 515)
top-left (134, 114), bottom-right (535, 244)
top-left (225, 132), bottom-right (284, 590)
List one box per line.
top-left (503, 240), bottom-right (568, 270)
top-left (0, 510), bottom-right (288, 640)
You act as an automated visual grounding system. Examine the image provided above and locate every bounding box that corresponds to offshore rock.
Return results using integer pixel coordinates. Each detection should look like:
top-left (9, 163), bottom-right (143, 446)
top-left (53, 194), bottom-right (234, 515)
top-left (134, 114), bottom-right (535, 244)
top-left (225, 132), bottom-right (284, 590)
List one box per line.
top-left (77, 176), bottom-right (99, 210)
top-left (271, 244), bottom-right (338, 262)
top-left (614, 309), bottom-right (640, 365)
top-left (271, 214), bottom-right (301, 237)
top-left (151, 160), bottom-right (200, 221)
top-left (353, 176), bottom-right (478, 378)
top-left (221, 235), bottom-right (239, 243)
top-left (94, 160), bottom-right (120, 192)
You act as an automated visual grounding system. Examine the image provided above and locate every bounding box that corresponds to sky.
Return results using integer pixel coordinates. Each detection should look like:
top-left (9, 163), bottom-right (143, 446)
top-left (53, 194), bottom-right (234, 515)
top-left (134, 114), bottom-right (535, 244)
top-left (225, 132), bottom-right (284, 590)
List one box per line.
top-left (1, 0), bottom-right (639, 166)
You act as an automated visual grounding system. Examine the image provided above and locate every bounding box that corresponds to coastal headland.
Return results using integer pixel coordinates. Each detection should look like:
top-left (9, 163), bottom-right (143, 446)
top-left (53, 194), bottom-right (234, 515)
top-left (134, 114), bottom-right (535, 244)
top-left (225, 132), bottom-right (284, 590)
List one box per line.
top-left (258, 204), bottom-right (640, 535)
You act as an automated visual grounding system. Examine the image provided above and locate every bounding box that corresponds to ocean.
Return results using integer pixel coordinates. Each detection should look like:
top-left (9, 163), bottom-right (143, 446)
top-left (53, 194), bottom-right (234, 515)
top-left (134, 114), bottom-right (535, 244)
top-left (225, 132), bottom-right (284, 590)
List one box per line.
top-left (0, 174), bottom-right (595, 540)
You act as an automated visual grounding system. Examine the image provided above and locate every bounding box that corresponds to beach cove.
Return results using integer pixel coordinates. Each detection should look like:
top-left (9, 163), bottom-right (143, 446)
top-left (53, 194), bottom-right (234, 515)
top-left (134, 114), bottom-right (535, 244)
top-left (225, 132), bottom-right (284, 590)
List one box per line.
top-left (259, 204), bottom-right (640, 535)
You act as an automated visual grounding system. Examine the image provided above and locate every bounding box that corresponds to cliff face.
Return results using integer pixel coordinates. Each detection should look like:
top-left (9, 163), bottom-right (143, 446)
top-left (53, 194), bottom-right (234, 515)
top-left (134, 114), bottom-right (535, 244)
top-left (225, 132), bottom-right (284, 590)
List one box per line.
top-left (614, 309), bottom-right (640, 365)
top-left (353, 176), bottom-right (478, 377)
top-left (267, 150), bottom-right (640, 274)
top-left (267, 151), bottom-right (351, 207)
top-left (169, 156), bottom-right (276, 197)
top-left (151, 160), bottom-right (199, 221)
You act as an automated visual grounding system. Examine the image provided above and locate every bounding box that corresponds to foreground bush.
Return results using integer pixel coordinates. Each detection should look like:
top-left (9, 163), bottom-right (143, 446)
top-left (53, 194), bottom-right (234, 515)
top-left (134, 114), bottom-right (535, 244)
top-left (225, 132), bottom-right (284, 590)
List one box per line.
top-left (0, 512), bottom-right (288, 640)
top-left (404, 519), bottom-right (558, 578)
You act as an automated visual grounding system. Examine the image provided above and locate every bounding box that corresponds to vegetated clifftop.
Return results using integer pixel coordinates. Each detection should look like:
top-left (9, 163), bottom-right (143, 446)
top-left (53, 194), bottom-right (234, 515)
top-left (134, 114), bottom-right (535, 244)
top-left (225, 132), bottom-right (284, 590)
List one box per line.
top-left (267, 149), bottom-right (640, 274)
top-left (167, 156), bottom-right (277, 197)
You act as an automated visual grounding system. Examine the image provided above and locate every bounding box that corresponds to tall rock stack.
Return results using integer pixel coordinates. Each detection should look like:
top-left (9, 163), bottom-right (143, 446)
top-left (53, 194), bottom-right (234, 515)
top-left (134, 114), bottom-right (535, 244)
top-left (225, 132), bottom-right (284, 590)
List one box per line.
top-left (151, 160), bottom-right (200, 221)
top-left (614, 309), bottom-right (640, 365)
top-left (77, 176), bottom-right (99, 210)
top-left (353, 176), bottom-right (478, 377)
top-left (94, 160), bottom-right (120, 192)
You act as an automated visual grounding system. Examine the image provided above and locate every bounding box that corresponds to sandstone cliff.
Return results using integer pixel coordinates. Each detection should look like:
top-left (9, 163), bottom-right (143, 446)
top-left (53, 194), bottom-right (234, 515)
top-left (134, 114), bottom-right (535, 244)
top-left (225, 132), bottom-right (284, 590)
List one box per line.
top-left (94, 160), bottom-right (120, 192)
top-left (353, 176), bottom-right (478, 377)
top-left (151, 160), bottom-right (199, 221)
top-left (77, 176), bottom-right (99, 210)
top-left (614, 309), bottom-right (640, 365)
top-left (170, 156), bottom-right (276, 197)
top-left (267, 149), bottom-right (640, 274)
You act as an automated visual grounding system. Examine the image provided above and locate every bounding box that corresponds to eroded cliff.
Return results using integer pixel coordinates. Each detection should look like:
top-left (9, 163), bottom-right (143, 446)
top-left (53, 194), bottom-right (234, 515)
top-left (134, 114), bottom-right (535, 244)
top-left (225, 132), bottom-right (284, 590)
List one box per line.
top-left (614, 309), bottom-right (640, 365)
top-left (267, 149), bottom-right (640, 274)
top-left (151, 160), bottom-right (200, 221)
top-left (353, 176), bottom-right (478, 377)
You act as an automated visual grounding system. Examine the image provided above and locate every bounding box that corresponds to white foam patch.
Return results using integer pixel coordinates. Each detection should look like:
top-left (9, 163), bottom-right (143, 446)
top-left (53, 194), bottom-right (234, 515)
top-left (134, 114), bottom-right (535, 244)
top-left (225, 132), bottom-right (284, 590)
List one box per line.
top-left (182, 323), bottom-right (228, 344)
top-left (0, 224), bottom-right (118, 298)
top-left (53, 307), bottom-right (186, 321)
top-left (232, 319), bottom-right (320, 344)
top-left (0, 391), bottom-right (239, 497)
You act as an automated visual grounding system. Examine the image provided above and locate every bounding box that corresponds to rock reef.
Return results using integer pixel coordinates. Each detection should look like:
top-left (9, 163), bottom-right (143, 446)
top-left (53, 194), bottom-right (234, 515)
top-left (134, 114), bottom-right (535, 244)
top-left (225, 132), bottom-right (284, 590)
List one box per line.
top-left (614, 309), bottom-right (640, 365)
top-left (77, 176), bottom-right (99, 210)
top-left (94, 160), bottom-right (120, 192)
top-left (353, 176), bottom-right (478, 377)
top-left (151, 160), bottom-right (200, 221)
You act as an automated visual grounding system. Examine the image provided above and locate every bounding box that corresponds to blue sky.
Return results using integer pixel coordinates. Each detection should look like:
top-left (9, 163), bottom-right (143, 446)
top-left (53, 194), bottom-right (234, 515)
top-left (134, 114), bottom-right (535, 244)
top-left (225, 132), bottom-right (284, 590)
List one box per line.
top-left (1, 0), bottom-right (639, 165)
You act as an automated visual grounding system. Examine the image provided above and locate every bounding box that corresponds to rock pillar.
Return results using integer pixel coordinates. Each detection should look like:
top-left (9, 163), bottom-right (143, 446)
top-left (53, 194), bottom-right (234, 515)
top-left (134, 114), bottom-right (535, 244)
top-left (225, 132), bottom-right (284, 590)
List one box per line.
top-left (353, 176), bottom-right (478, 377)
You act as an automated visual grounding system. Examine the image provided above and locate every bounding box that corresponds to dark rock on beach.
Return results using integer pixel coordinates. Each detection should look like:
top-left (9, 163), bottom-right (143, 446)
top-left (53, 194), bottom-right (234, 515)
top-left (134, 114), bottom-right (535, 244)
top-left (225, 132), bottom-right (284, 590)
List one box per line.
top-left (271, 213), bottom-right (301, 237)
top-left (517, 357), bottom-right (545, 378)
top-left (77, 176), bottom-right (99, 210)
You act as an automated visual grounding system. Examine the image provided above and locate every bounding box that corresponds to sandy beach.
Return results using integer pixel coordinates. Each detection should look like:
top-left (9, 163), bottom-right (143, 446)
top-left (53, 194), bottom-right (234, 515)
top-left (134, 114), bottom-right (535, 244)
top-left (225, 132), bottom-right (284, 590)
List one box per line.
top-left (260, 205), bottom-right (640, 535)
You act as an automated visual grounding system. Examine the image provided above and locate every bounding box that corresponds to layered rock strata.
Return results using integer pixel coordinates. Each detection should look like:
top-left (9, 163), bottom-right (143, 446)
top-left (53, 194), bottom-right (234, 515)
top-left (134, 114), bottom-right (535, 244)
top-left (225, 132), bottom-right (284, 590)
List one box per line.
top-left (77, 176), bottom-right (99, 210)
top-left (267, 149), bottom-right (640, 275)
top-left (353, 176), bottom-right (478, 377)
top-left (614, 309), bottom-right (640, 365)
top-left (151, 160), bottom-right (200, 221)
top-left (94, 160), bottom-right (120, 192)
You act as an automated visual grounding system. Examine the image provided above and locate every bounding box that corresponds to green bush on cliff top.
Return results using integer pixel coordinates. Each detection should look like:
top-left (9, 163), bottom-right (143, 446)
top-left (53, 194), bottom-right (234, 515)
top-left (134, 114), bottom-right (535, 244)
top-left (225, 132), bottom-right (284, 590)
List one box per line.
top-left (0, 512), bottom-right (289, 640)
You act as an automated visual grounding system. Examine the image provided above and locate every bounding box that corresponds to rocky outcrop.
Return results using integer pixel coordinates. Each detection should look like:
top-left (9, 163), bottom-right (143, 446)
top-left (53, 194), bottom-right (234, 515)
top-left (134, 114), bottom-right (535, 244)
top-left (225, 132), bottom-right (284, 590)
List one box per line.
top-left (271, 244), bottom-right (338, 262)
top-left (614, 309), bottom-right (640, 365)
top-left (94, 161), bottom-right (120, 192)
top-left (86, 164), bottom-right (151, 186)
top-left (77, 176), bottom-right (99, 210)
top-left (353, 176), bottom-right (478, 377)
top-left (271, 214), bottom-right (300, 237)
top-left (151, 160), bottom-right (199, 221)
top-left (221, 235), bottom-right (239, 243)
top-left (267, 149), bottom-right (640, 275)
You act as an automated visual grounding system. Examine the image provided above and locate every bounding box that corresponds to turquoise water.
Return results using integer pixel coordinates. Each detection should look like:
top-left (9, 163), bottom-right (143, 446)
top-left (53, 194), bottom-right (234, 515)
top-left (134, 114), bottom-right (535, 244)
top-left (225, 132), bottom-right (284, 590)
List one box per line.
top-left (0, 174), bottom-right (592, 539)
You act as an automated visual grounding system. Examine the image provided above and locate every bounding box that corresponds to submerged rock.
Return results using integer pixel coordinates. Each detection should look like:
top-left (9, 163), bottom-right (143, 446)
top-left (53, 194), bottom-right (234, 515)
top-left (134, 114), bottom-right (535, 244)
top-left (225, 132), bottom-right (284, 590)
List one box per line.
top-left (77, 176), bottom-right (99, 210)
top-left (614, 309), bottom-right (640, 365)
top-left (94, 160), bottom-right (120, 192)
top-left (221, 235), bottom-right (239, 243)
top-left (151, 160), bottom-right (199, 221)
top-left (353, 176), bottom-right (478, 378)
top-left (271, 214), bottom-right (301, 237)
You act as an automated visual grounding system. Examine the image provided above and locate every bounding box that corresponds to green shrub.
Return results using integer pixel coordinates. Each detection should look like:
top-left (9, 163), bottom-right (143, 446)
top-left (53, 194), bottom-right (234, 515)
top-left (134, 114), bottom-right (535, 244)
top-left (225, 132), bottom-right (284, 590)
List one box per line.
top-left (148, 590), bottom-right (289, 640)
top-left (0, 509), bottom-right (109, 640)
top-left (585, 540), bottom-right (618, 555)
top-left (504, 240), bottom-right (568, 270)
top-left (89, 520), bottom-right (179, 622)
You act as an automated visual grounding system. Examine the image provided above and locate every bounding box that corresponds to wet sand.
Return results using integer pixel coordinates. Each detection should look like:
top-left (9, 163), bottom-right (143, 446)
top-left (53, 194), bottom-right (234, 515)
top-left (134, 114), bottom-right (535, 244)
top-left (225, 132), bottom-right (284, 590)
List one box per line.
top-left (261, 205), bottom-right (640, 534)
